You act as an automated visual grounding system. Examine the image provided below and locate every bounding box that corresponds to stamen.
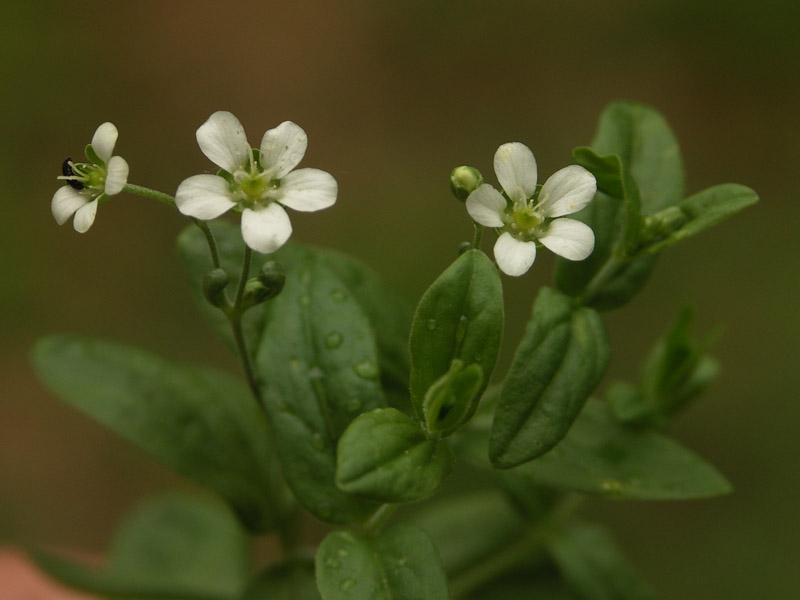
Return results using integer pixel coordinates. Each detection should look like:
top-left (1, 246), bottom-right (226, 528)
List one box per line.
top-left (61, 157), bottom-right (85, 190)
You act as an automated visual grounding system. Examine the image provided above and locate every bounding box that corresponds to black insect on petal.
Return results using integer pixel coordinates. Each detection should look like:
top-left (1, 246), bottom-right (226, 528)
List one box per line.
top-left (62, 157), bottom-right (84, 190)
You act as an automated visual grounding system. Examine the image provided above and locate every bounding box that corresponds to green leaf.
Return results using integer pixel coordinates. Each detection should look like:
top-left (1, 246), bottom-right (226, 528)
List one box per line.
top-left (408, 490), bottom-right (524, 576)
top-left (177, 222), bottom-right (411, 391)
top-left (254, 256), bottom-right (384, 523)
top-left (315, 524), bottom-right (449, 600)
top-left (548, 522), bottom-right (655, 600)
top-left (33, 492), bottom-right (249, 600)
top-left (555, 100), bottom-right (684, 310)
top-left (31, 336), bottom-right (289, 532)
top-left (609, 305), bottom-right (721, 426)
top-left (509, 400), bottom-right (732, 499)
top-left (490, 287), bottom-right (610, 468)
top-left (639, 183), bottom-right (759, 254)
top-left (242, 561), bottom-right (320, 600)
top-left (336, 408), bottom-right (454, 503)
top-left (409, 249), bottom-right (503, 435)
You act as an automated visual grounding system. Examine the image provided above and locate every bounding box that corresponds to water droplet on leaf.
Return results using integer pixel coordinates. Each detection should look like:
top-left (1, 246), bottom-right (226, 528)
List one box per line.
top-left (426, 319), bottom-right (437, 331)
top-left (331, 289), bottom-right (346, 301)
top-left (340, 579), bottom-right (356, 591)
top-left (325, 332), bottom-right (343, 348)
top-left (299, 295), bottom-right (311, 307)
top-left (354, 360), bottom-right (379, 380)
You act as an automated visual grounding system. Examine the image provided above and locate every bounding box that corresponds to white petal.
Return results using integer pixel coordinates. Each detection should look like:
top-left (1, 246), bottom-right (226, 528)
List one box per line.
top-left (196, 111), bottom-right (251, 172)
top-left (241, 204), bottom-right (293, 253)
top-left (259, 121), bottom-right (308, 179)
top-left (538, 165), bottom-right (597, 217)
top-left (104, 156), bottom-right (129, 196)
top-left (493, 231), bottom-right (537, 277)
top-left (538, 218), bottom-right (595, 260)
top-left (494, 142), bottom-right (537, 202)
top-left (73, 199), bottom-right (98, 233)
top-left (276, 168), bottom-right (337, 212)
top-left (91, 122), bottom-right (118, 163)
top-left (175, 174), bottom-right (236, 219)
top-left (465, 184), bottom-right (507, 227)
top-left (52, 186), bottom-right (89, 225)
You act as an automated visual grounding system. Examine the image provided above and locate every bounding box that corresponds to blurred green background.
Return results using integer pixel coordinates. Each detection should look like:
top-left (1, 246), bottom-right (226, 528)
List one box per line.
top-left (2, 1), bottom-right (798, 597)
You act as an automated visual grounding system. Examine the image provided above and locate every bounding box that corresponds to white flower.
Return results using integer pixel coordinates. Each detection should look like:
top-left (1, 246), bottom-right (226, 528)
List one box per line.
top-left (465, 142), bottom-right (596, 277)
top-left (51, 122), bottom-right (129, 233)
top-left (175, 111), bottom-right (337, 254)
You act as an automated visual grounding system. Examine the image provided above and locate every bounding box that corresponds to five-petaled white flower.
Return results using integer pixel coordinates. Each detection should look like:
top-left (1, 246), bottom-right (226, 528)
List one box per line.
top-left (175, 111), bottom-right (337, 254)
top-left (51, 122), bottom-right (129, 232)
top-left (466, 142), bottom-right (597, 277)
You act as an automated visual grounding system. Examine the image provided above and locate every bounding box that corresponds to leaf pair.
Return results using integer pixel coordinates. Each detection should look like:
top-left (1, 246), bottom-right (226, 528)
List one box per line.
top-left (556, 100), bottom-right (757, 311)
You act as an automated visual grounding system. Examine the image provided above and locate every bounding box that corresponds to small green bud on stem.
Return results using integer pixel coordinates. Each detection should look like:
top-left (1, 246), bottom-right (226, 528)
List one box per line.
top-left (257, 261), bottom-right (286, 300)
top-left (450, 166), bottom-right (483, 202)
top-left (202, 268), bottom-right (230, 308)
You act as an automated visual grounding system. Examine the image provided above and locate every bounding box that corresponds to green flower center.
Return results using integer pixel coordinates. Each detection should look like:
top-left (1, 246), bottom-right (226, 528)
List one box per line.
top-left (511, 207), bottom-right (542, 233)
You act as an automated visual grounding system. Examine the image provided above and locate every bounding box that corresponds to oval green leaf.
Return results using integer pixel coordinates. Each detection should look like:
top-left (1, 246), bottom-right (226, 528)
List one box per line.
top-left (33, 492), bottom-right (249, 600)
top-left (409, 249), bottom-right (503, 436)
top-left (255, 257), bottom-right (384, 523)
top-left (490, 287), bottom-right (610, 468)
top-left (31, 335), bottom-right (289, 532)
top-left (509, 400), bottom-right (732, 499)
top-left (315, 524), bottom-right (449, 600)
top-left (336, 408), bottom-right (454, 503)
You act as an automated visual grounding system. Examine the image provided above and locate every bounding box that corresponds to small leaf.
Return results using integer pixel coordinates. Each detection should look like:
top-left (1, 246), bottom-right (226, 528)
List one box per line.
top-left (556, 100), bottom-right (685, 310)
top-left (31, 336), bottom-right (289, 532)
top-left (255, 257), bottom-right (384, 523)
top-left (242, 561), bottom-right (320, 600)
top-left (509, 400), bottom-right (732, 499)
top-left (409, 249), bottom-right (503, 435)
top-left (315, 524), bottom-right (449, 600)
top-left (548, 522), bottom-right (656, 600)
top-left (639, 183), bottom-right (758, 254)
top-left (33, 492), bottom-right (249, 600)
top-left (423, 360), bottom-right (484, 435)
top-left (336, 408), bottom-right (454, 503)
top-left (490, 287), bottom-right (610, 468)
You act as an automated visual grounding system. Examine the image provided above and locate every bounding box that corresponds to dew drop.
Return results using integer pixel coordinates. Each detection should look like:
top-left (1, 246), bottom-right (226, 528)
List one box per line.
top-left (299, 295), bottom-right (311, 307)
top-left (397, 557), bottom-right (408, 567)
top-left (308, 366), bottom-right (325, 380)
top-left (311, 433), bottom-right (326, 451)
top-left (337, 548), bottom-right (349, 558)
top-left (600, 479), bottom-right (625, 494)
top-left (455, 315), bottom-right (468, 344)
top-left (325, 557), bottom-right (341, 569)
top-left (353, 360), bottom-right (379, 380)
top-left (426, 319), bottom-right (437, 331)
top-left (331, 288), bottom-right (346, 301)
top-left (325, 332), bottom-right (343, 349)
top-left (340, 578), bottom-right (356, 591)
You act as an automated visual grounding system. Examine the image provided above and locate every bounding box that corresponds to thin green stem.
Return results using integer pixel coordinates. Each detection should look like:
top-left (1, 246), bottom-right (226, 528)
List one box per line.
top-left (192, 219), bottom-right (222, 269)
top-left (472, 224), bottom-right (485, 249)
top-left (227, 245), bottom-right (266, 411)
top-left (123, 183), bottom-right (221, 267)
top-left (122, 183), bottom-right (176, 207)
top-left (362, 504), bottom-right (399, 537)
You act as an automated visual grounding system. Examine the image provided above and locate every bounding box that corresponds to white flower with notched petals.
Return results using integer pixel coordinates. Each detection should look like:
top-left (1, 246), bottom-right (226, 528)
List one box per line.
top-left (51, 122), bottom-right (129, 232)
top-left (465, 142), bottom-right (596, 277)
top-left (175, 111), bottom-right (337, 254)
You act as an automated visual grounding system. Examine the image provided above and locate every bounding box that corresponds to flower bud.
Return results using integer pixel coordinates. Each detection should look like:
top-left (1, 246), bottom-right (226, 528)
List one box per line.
top-left (257, 261), bottom-right (286, 300)
top-left (449, 166), bottom-right (483, 202)
top-left (202, 268), bottom-right (230, 307)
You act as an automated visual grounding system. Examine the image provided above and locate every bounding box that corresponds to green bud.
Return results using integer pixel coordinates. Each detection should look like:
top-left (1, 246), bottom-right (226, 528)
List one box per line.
top-left (202, 268), bottom-right (230, 308)
top-left (241, 279), bottom-right (271, 309)
top-left (457, 241), bottom-right (472, 255)
top-left (449, 166), bottom-right (483, 202)
top-left (257, 261), bottom-right (286, 300)
top-left (422, 359), bottom-right (484, 437)
top-left (639, 206), bottom-right (688, 247)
